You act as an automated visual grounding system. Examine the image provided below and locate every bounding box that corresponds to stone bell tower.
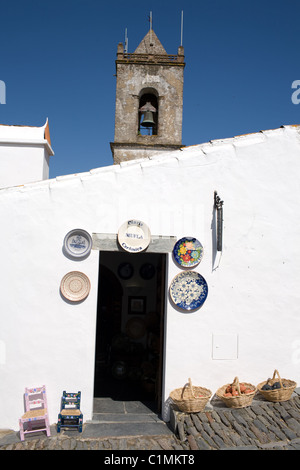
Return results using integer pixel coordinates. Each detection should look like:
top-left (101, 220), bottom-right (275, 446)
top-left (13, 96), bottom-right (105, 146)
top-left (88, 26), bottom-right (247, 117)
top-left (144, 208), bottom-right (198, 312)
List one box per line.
top-left (110, 28), bottom-right (185, 164)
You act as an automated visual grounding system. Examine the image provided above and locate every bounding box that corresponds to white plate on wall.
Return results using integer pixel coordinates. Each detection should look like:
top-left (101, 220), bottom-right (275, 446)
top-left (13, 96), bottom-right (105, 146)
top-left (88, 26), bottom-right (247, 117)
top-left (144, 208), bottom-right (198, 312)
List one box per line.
top-left (118, 220), bottom-right (151, 253)
top-left (63, 229), bottom-right (92, 259)
top-left (60, 271), bottom-right (91, 302)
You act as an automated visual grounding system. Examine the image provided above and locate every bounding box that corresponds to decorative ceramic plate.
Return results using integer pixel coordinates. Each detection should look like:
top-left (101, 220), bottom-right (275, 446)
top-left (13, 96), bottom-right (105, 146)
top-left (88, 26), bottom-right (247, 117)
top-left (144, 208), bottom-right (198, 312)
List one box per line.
top-left (139, 263), bottom-right (155, 280)
top-left (118, 262), bottom-right (134, 280)
top-left (63, 229), bottom-right (92, 258)
top-left (173, 237), bottom-right (204, 268)
top-left (169, 271), bottom-right (208, 311)
top-left (118, 220), bottom-right (151, 253)
top-left (60, 271), bottom-right (91, 302)
top-left (125, 317), bottom-right (146, 339)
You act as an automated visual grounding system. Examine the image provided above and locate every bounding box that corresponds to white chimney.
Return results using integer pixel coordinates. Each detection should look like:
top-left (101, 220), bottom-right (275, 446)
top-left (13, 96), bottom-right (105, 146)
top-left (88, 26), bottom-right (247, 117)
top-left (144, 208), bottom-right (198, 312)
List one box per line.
top-left (0, 119), bottom-right (54, 188)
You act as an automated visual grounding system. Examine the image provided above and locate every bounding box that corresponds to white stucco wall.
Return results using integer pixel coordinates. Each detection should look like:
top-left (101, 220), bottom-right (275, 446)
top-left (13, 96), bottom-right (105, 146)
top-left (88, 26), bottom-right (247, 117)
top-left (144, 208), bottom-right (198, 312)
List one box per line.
top-left (0, 125), bottom-right (300, 429)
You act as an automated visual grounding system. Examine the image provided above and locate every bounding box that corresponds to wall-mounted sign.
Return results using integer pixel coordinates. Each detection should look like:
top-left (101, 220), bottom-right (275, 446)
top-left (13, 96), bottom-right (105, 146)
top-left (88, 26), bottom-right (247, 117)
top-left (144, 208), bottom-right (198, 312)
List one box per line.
top-left (118, 220), bottom-right (151, 253)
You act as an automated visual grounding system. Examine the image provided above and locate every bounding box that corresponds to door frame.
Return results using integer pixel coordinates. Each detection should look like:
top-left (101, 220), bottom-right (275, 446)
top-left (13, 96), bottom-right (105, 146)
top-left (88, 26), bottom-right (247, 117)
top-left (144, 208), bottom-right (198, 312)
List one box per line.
top-left (92, 232), bottom-right (174, 412)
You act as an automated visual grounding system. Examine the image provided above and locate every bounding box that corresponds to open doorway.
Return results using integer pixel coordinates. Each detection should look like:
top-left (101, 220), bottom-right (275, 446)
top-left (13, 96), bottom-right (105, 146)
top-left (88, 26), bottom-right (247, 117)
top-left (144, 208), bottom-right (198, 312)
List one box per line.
top-left (93, 251), bottom-right (167, 413)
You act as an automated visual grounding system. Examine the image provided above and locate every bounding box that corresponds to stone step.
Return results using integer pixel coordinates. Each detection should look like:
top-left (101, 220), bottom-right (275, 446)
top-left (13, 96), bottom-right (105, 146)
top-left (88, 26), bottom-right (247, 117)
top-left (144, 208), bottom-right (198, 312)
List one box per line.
top-left (91, 412), bottom-right (161, 423)
top-left (84, 398), bottom-right (173, 438)
top-left (93, 397), bottom-right (157, 414)
top-left (82, 421), bottom-right (174, 438)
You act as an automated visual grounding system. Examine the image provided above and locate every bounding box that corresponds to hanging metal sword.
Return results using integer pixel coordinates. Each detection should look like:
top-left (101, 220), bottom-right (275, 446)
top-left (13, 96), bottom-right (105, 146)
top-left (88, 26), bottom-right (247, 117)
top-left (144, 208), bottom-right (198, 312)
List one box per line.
top-left (214, 191), bottom-right (224, 252)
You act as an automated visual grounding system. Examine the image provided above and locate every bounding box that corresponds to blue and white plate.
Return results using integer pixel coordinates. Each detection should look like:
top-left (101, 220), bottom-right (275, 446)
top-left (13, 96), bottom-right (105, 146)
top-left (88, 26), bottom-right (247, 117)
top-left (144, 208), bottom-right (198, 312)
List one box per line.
top-left (63, 229), bottom-right (92, 259)
top-left (169, 271), bottom-right (208, 311)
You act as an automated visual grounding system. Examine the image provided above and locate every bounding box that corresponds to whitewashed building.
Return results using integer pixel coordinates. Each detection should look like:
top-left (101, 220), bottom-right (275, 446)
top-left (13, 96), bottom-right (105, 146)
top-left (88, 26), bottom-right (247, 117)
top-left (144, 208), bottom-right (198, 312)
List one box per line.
top-left (0, 30), bottom-right (299, 431)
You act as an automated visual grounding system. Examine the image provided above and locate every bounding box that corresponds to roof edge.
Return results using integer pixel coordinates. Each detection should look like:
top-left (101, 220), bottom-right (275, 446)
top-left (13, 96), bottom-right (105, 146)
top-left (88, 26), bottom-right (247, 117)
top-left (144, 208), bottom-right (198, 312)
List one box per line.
top-left (1, 124), bottom-right (299, 193)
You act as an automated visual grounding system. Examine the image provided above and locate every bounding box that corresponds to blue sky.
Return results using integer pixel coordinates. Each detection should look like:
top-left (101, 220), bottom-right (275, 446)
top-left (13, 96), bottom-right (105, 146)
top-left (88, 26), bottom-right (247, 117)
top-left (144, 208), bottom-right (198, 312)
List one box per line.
top-left (0, 0), bottom-right (299, 178)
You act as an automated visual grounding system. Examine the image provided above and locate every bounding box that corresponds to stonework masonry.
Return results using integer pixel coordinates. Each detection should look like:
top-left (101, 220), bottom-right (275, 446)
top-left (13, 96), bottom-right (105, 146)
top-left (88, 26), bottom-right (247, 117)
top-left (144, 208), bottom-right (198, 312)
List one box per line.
top-left (111, 30), bottom-right (185, 164)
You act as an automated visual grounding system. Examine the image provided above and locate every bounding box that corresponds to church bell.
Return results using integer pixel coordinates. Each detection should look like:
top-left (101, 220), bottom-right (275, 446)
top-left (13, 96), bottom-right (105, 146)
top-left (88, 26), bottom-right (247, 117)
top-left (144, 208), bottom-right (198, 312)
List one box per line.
top-left (141, 111), bottom-right (155, 127)
top-left (139, 101), bottom-right (156, 128)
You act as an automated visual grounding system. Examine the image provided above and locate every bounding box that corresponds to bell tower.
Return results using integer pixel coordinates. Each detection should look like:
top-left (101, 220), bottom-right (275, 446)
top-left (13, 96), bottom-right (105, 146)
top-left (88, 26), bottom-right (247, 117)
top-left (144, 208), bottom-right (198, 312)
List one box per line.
top-left (110, 27), bottom-right (185, 164)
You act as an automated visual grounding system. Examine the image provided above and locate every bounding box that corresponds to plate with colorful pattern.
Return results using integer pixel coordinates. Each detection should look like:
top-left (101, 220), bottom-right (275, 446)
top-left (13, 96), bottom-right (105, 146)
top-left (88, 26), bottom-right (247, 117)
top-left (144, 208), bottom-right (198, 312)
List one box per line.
top-left (169, 271), bottom-right (208, 311)
top-left (173, 237), bottom-right (204, 268)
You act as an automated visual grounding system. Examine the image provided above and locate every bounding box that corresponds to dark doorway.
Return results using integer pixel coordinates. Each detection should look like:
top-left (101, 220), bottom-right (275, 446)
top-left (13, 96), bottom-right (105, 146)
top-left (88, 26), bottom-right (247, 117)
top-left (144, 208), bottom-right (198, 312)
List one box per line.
top-left (93, 251), bottom-right (166, 413)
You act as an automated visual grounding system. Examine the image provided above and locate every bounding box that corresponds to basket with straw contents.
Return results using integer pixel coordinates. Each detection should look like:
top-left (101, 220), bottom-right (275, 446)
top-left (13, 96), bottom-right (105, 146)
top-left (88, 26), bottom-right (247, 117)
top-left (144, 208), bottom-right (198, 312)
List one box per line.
top-left (169, 378), bottom-right (212, 413)
top-left (216, 376), bottom-right (256, 408)
top-left (257, 369), bottom-right (297, 402)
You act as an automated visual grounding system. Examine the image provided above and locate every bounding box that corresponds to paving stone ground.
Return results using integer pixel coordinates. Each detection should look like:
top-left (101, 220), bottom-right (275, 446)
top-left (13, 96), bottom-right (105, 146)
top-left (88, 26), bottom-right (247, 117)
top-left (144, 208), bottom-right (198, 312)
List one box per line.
top-left (1, 390), bottom-right (299, 450)
top-left (171, 389), bottom-right (300, 450)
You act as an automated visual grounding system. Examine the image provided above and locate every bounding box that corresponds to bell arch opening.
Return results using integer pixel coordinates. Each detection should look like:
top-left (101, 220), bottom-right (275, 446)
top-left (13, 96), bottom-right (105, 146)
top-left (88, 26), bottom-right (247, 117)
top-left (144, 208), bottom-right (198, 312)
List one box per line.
top-left (138, 88), bottom-right (159, 136)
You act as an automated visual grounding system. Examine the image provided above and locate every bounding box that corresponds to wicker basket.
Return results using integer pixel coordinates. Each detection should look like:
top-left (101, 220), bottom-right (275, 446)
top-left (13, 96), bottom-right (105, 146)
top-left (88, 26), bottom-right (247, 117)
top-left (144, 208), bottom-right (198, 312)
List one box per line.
top-left (169, 378), bottom-right (212, 413)
top-left (216, 376), bottom-right (256, 409)
top-left (257, 369), bottom-right (297, 403)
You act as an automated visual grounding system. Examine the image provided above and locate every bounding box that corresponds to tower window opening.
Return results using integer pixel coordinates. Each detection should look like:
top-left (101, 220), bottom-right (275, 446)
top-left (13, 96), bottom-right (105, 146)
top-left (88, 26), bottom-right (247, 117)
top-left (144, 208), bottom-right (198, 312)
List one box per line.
top-left (138, 93), bottom-right (158, 136)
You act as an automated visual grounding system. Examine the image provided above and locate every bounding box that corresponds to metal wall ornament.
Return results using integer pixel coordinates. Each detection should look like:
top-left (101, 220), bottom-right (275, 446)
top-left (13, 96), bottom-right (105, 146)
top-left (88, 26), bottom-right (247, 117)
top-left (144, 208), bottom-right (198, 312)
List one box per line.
top-left (118, 220), bottom-right (151, 253)
top-left (173, 237), bottom-right (204, 268)
top-left (169, 271), bottom-right (208, 311)
top-left (63, 229), bottom-right (92, 259)
top-left (60, 271), bottom-right (91, 302)
top-left (214, 191), bottom-right (224, 252)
